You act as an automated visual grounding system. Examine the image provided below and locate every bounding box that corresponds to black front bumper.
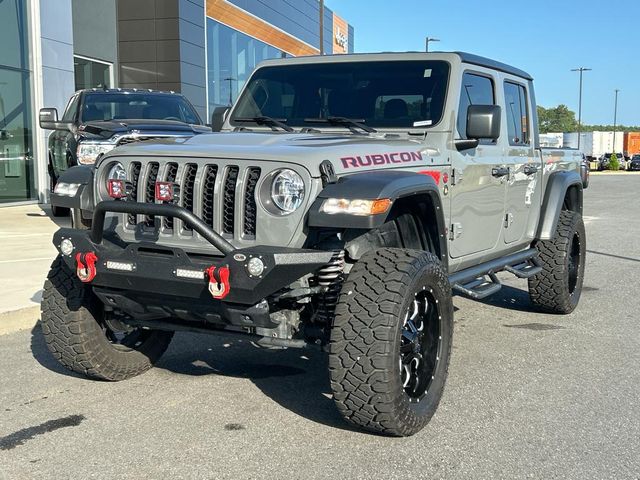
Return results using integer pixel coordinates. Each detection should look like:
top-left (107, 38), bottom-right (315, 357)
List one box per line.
top-left (54, 201), bottom-right (332, 325)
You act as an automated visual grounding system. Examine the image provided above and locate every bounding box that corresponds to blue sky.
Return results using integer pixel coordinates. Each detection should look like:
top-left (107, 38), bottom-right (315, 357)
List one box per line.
top-left (328, 0), bottom-right (639, 126)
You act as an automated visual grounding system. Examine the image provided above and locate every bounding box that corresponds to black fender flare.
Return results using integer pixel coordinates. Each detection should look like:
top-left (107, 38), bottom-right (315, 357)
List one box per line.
top-left (49, 165), bottom-right (95, 215)
top-left (536, 170), bottom-right (583, 240)
top-left (308, 170), bottom-right (447, 259)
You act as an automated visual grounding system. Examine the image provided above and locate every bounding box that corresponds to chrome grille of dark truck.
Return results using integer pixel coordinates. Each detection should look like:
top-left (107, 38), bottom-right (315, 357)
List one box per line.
top-left (123, 160), bottom-right (263, 244)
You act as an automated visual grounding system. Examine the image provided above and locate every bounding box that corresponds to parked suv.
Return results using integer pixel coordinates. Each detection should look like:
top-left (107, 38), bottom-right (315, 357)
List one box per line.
top-left (629, 154), bottom-right (640, 171)
top-left (40, 89), bottom-right (211, 219)
top-left (43, 52), bottom-right (585, 436)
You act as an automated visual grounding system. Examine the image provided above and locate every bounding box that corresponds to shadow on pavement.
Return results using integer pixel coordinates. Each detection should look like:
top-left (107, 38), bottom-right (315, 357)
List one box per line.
top-left (156, 332), bottom-right (358, 432)
top-left (30, 323), bottom-right (357, 432)
top-left (25, 205), bottom-right (70, 229)
top-left (462, 284), bottom-right (536, 313)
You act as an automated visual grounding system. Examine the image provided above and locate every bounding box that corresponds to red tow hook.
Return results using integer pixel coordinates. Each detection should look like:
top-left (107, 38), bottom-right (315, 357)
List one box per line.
top-left (75, 252), bottom-right (98, 283)
top-left (206, 265), bottom-right (230, 300)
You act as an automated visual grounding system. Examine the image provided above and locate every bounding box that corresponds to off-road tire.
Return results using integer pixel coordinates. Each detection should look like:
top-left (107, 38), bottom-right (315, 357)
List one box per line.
top-left (528, 210), bottom-right (586, 314)
top-left (40, 256), bottom-right (173, 381)
top-left (329, 248), bottom-right (453, 437)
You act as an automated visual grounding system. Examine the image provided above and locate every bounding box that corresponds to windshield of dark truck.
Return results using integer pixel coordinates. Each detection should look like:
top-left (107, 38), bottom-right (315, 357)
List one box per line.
top-left (81, 93), bottom-right (201, 124)
top-left (230, 61), bottom-right (450, 129)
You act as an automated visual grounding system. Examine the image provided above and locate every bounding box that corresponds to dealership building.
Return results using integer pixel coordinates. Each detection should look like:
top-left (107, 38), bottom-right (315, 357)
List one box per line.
top-left (0, 0), bottom-right (354, 204)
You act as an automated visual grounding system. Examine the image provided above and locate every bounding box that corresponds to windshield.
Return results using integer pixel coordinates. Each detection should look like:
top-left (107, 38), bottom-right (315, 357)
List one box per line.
top-left (230, 61), bottom-right (450, 129)
top-left (81, 93), bottom-right (201, 124)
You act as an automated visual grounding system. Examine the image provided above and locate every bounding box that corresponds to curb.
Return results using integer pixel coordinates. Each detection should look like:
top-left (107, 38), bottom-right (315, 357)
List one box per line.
top-left (590, 171), bottom-right (640, 175)
top-left (0, 306), bottom-right (40, 336)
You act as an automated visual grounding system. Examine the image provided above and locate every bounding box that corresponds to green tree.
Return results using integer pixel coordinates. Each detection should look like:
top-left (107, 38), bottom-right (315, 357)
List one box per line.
top-left (609, 153), bottom-right (620, 171)
top-left (538, 104), bottom-right (578, 133)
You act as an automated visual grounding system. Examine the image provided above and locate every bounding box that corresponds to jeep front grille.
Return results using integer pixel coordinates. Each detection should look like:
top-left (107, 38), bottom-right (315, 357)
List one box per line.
top-left (143, 162), bottom-right (159, 227)
top-left (123, 161), bottom-right (263, 243)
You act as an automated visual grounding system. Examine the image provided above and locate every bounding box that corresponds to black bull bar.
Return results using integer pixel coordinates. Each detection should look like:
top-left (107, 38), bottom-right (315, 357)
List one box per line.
top-left (54, 201), bottom-right (333, 306)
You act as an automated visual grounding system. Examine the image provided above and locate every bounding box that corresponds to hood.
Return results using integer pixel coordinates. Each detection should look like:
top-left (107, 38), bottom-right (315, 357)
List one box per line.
top-left (107, 131), bottom-right (445, 177)
top-left (79, 119), bottom-right (210, 138)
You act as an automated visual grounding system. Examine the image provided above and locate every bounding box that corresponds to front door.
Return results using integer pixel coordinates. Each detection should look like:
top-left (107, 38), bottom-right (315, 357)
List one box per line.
top-left (449, 71), bottom-right (506, 259)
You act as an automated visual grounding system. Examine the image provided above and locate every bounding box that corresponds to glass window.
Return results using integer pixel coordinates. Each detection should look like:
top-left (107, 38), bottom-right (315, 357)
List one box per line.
top-left (457, 72), bottom-right (495, 140)
top-left (231, 61), bottom-right (450, 129)
top-left (81, 93), bottom-right (201, 124)
top-left (74, 56), bottom-right (113, 90)
top-left (207, 19), bottom-right (288, 114)
top-left (62, 94), bottom-right (80, 122)
top-left (0, 0), bottom-right (28, 70)
top-left (504, 81), bottom-right (530, 146)
top-left (0, 69), bottom-right (34, 202)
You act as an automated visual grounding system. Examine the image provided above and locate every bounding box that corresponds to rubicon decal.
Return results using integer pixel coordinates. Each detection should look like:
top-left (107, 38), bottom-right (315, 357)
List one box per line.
top-left (341, 152), bottom-right (423, 169)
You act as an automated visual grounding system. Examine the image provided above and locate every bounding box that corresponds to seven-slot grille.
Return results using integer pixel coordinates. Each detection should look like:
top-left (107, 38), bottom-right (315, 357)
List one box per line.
top-left (123, 161), bottom-right (262, 239)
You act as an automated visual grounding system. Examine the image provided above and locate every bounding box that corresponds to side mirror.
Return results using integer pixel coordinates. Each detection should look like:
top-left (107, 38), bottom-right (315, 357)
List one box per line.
top-left (39, 108), bottom-right (71, 131)
top-left (467, 105), bottom-right (501, 141)
top-left (211, 106), bottom-right (230, 132)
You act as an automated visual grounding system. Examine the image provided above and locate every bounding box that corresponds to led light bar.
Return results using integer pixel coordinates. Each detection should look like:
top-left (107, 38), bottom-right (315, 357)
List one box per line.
top-left (106, 261), bottom-right (135, 272)
top-left (175, 268), bottom-right (205, 279)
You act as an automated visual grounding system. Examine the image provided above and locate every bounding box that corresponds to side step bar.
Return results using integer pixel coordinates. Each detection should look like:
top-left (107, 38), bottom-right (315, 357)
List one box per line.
top-left (449, 248), bottom-right (541, 300)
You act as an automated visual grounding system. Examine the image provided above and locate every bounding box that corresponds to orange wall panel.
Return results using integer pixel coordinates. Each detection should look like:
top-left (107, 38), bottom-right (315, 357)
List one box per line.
top-left (332, 13), bottom-right (348, 54)
top-left (206, 0), bottom-right (319, 57)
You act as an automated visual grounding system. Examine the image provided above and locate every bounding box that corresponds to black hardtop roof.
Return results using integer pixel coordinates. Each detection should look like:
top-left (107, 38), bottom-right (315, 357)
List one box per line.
top-left (454, 52), bottom-right (533, 81)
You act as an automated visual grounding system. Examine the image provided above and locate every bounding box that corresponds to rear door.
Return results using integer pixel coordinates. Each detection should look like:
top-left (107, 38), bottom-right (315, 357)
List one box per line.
top-left (501, 79), bottom-right (541, 244)
top-left (449, 70), bottom-right (507, 259)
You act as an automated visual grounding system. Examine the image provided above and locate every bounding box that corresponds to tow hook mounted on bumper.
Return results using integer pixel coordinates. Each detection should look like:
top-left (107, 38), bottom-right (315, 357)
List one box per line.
top-left (53, 201), bottom-right (333, 306)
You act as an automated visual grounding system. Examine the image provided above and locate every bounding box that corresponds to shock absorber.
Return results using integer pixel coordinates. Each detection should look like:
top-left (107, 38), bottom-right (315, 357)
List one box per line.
top-left (315, 250), bottom-right (345, 324)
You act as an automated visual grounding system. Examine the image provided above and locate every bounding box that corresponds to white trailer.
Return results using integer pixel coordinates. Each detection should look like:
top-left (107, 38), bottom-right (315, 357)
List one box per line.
top-left (563, 131), bottom-right (624, 159)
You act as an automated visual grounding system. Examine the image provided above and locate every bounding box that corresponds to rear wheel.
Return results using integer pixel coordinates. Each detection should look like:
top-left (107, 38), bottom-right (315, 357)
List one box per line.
top-left (40, 256), bottom-right (173, 381)
top-left (528, 210), bottom-right (586, 314)
top-left (329, 248), bottom-right (453, 436)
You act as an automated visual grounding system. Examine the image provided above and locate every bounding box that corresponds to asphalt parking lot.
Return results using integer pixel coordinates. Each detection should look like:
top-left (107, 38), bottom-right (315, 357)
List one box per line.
top-left (1, 174), bottom-right (639, 480)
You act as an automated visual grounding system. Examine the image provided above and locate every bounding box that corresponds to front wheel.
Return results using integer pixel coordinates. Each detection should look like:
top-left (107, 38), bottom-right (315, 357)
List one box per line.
top-left (329, 248), bottom-right (453, 436)
top-left (40, 257), bottom-right (173, 381)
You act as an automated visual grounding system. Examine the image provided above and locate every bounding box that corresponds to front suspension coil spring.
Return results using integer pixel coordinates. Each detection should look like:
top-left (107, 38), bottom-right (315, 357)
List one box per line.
top-left (316, 251), bottom-right (345, 324)
top-left (316, 250), bottom-right (345, 287)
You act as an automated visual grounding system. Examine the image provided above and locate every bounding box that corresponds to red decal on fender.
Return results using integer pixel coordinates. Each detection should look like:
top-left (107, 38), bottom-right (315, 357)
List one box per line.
top-left (418, 170), bottom-right (441, 184)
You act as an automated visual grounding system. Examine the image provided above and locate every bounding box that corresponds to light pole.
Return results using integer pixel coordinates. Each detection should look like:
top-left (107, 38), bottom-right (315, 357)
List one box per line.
top-left (319, 0), bottom-right (324, 55)
top-left (425, 37), bottom-right (440, 52)
top-left (223, 77), bottom-right (236, 105)
top-left (613, 89), bottom-right (620, 154)
top-left (571, 67), bottom-right (592, 150)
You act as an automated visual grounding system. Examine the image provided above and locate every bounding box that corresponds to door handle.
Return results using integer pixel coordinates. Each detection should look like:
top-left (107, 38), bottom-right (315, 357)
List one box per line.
top-left (523, 164), bottom-right (539, 175)
top-left (491, 167), bottom-right (510, 178)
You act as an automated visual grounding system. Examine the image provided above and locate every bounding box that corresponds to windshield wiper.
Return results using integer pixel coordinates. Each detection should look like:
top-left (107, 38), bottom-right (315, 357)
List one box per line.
top-left (234, 116), bottom-right (294, 132)
top-left (304, 116), bottom-right (377, 134)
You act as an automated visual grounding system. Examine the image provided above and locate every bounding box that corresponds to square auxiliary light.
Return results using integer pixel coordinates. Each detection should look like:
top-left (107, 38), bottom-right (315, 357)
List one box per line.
top-left (107, 179), bottom-right (127, 199)
top-left (155, 181), bottom-right (176, 202)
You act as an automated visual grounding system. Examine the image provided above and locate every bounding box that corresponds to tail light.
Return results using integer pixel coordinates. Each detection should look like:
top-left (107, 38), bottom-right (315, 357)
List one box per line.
top-left (107, 179), bottom-right (127, 199)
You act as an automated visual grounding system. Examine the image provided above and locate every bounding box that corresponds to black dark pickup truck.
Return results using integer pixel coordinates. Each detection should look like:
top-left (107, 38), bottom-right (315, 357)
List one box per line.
top-left (40, 88), bottom-right (211, 217)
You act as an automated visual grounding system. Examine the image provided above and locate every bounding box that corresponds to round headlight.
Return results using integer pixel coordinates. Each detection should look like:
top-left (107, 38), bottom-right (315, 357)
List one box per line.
top-left (271, 169), bottom-right (305, 213)
top-left (107, 162), bottom-right (127, 181)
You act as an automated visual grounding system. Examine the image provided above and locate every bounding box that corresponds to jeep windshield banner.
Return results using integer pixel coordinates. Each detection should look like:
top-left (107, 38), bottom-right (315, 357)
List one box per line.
top-left (341, 151), bottom-right (423, 169)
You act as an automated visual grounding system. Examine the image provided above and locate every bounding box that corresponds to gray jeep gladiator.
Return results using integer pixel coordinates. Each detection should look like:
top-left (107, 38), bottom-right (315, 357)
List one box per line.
top-left (42, 52), bottom-right (586, 437)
